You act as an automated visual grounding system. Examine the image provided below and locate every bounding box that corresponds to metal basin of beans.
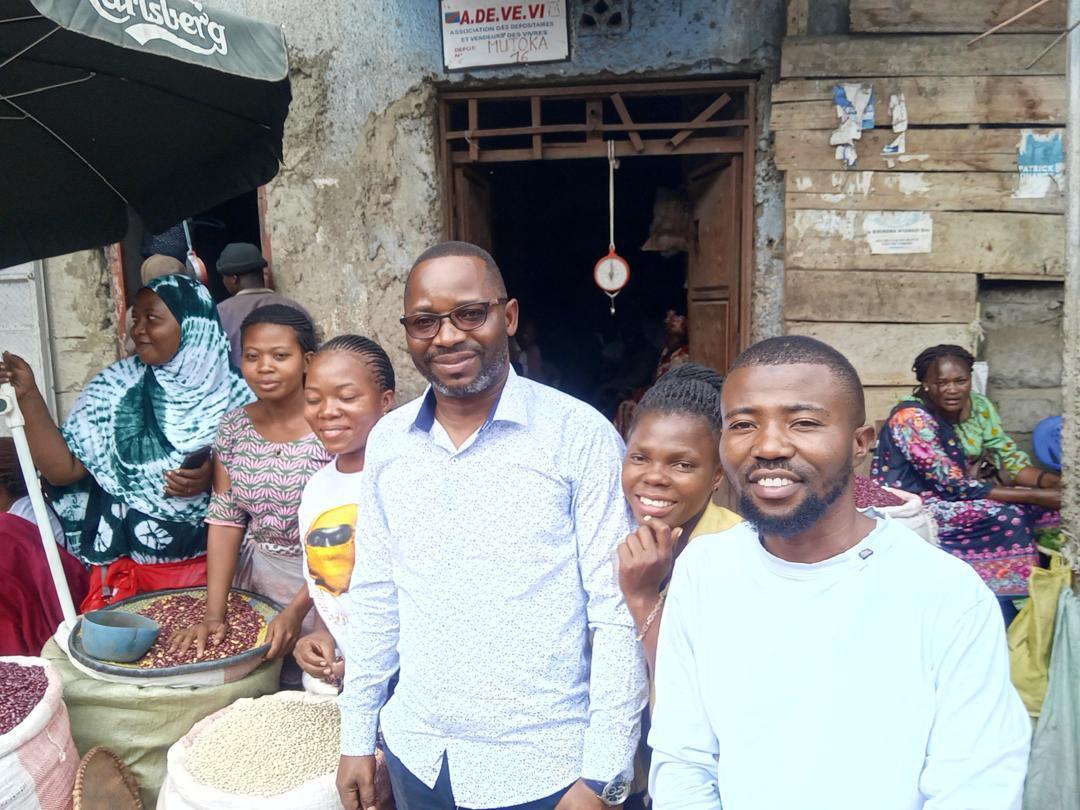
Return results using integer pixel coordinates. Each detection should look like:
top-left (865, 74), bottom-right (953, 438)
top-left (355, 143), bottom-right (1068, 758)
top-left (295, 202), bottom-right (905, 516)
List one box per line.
top-left (0, 662), bottom-right (47, 734)
top-left (135, 592), bottom-right (267, 668)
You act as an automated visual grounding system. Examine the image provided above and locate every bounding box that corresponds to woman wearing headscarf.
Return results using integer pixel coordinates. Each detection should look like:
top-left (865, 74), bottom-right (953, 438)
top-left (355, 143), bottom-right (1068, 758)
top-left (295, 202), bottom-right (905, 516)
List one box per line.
top-left (123, 254), bottom-right (187, 355)
top-left (872, 344), bottom-right (1059, 613)
top-left (0, 274), bottom-right (253, 611)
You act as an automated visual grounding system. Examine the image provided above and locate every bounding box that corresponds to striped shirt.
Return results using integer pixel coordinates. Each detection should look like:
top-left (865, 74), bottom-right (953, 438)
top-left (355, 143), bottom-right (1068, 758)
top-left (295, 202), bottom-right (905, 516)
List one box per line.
top-left (206, 407), bottom-right (330, 557)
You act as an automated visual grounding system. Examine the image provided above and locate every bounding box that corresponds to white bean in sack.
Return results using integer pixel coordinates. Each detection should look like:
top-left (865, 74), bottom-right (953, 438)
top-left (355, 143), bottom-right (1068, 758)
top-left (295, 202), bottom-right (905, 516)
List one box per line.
top-left (185, 696), bottom-right (339, 795)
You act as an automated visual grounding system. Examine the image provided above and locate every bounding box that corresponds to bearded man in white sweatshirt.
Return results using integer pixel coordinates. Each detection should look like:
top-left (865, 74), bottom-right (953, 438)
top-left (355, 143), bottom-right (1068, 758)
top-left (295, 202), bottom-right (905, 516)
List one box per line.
top-left (648, 335), bottom-right (1030, 810)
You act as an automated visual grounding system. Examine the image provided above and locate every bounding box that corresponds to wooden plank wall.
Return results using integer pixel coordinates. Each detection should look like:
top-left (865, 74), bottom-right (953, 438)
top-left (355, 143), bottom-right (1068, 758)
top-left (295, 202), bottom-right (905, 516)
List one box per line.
top-left (775, 1), bottom-right (1065, 425)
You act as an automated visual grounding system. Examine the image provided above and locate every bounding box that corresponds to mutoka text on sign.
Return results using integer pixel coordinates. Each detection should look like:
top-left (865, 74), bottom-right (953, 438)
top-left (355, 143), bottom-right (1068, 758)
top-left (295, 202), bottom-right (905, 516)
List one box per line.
top-left (441, 1), bottom-right (569, 70)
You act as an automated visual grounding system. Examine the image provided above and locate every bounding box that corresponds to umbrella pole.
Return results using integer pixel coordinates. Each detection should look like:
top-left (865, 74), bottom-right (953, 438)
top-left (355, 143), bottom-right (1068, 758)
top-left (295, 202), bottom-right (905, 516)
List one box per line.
top-left (0, 382), bottom-right (77, 623)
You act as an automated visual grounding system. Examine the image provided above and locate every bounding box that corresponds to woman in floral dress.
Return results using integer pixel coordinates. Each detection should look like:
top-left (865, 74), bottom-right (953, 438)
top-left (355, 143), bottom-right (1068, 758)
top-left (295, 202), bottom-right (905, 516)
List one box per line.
top-left (873, 345), bottom-right (1060, 611)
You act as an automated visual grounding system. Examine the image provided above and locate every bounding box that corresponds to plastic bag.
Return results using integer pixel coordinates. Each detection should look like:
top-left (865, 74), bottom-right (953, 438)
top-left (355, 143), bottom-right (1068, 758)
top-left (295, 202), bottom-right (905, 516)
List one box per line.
top-left (301, 671), bottom-right (340, 696)
top-left (1022, 589), bottom-right (1080, 809)
top-left (41, 639), bottom-right (281, 808)
top-left (0, 656), bottom-right (78, 810)
top-left (1009, 552), bottom-right (1072, 718)
top-left (862, 488), bottom-right (938, 545)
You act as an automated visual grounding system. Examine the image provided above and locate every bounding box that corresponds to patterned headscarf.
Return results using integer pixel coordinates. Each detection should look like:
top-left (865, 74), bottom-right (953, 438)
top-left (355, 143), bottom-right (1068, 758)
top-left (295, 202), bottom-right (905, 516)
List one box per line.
top-left (59, 274), bottom-right (253, 524)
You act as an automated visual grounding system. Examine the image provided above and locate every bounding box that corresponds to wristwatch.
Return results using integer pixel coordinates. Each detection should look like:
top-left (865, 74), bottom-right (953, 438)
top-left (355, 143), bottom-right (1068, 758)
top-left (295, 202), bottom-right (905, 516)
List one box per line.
top-left (582, 777), bottom-right (631, 806)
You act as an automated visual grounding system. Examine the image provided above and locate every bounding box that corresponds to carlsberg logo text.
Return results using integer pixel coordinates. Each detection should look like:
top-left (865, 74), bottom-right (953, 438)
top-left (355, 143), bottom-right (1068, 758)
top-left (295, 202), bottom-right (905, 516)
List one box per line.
top-left (88, 0), bottom-right (228, 56)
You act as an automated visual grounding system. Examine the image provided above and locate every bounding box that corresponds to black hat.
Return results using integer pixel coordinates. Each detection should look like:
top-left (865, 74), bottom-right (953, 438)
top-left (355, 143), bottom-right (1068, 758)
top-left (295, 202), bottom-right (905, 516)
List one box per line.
top-left (217, 243), bottom-right (267, 276)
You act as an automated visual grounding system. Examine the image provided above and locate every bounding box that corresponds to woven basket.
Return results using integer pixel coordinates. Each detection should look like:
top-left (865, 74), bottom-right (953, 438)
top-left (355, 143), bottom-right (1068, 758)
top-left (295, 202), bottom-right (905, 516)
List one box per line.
top-left (72, 746), bottom-right (143, 810)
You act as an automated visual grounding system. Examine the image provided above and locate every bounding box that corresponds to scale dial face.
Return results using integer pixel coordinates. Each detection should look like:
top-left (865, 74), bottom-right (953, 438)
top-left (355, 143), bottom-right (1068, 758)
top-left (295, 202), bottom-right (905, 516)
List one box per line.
top-left (593, 253), bottom-right (630, 293)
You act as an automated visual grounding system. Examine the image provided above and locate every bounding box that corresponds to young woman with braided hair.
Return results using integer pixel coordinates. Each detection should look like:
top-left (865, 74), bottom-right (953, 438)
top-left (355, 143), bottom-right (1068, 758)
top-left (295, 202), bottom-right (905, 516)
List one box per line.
top-left (617, 362), bottom-right (742, 670)
top-left (615, 363), bottom-right (742, 809)
top-left (171, 305), bottom-right (331, 673)
top-left (291, 335), bottom-right (396, 688)
top-left (873, 344), bottom-right (1060, 614)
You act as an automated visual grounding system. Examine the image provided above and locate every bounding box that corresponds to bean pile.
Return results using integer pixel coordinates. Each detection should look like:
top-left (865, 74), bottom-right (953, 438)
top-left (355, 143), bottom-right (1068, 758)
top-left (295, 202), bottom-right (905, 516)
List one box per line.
top-left (0, 662), bottom-right (47, 735)
top-left (854, 475), bottom-right (905, 509)
top-left (186, 697), bottom-right (340, 795)
top-left (132, 592), bottom-right (266, 668)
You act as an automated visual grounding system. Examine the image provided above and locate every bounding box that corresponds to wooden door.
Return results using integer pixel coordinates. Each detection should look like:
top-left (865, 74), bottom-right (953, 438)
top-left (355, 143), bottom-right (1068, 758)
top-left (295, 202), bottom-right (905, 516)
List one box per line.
top-left (452, 167), bottom-right (493, 251)
top-left (687, 157), bottom-right (742, 373)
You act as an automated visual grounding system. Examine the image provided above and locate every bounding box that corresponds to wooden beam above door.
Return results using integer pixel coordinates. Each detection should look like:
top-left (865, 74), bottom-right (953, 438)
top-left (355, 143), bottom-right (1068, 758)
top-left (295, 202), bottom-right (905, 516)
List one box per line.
top-left (441, 80), bottom-right (754, 164)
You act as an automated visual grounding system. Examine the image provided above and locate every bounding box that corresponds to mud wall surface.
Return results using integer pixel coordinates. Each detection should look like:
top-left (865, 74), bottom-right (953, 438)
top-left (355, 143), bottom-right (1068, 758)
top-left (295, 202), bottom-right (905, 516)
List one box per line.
top-left (43, 251), bottom-right (118, 419)
top-left (230, 0), bottom-right (785, 396)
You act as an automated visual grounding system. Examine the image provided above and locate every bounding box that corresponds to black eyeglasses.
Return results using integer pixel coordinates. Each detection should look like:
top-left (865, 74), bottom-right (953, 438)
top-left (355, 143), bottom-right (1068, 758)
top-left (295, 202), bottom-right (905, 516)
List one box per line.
top-left (400, 298), bottom-right (508, 340)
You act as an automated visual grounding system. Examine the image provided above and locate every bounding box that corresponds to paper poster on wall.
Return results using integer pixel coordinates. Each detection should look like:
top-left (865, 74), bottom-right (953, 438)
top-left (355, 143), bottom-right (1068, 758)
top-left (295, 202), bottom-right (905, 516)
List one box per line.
top-left (863, 212), bottom-right (933, 255)
top-left (1014, 130), bottom-right (1065, 199)
top-left (831, 83), bottom-right (874, 168)
top-left (441, 1), bottom-right (569, 71)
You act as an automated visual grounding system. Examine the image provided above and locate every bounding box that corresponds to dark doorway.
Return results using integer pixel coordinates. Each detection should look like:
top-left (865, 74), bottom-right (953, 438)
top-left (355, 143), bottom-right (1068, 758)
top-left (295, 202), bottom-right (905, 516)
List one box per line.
top-left (120, 189), bottom-right (262, 303)
top-left (488, 157), bottom-right (687, 410)
top-left (440, 81), bottom-right (755, 416)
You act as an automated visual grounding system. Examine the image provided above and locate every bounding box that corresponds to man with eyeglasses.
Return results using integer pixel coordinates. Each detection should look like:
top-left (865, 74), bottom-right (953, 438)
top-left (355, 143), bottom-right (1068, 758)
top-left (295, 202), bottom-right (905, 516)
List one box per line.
top-left (336, 241), bottom-right (647, 810)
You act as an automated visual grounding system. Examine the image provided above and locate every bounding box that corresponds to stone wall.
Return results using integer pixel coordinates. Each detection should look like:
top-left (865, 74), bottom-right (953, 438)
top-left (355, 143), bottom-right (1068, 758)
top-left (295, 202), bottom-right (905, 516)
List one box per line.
top-left (230, 0), bottom-right (786, 396)
top-left (980, 281), bottom-right (1064, 459)
top-left (42, 250), bottom-right (118, 419)
top-left (26, 2), bottom-right (788, 405)
top-left (263, 55), bottom-right (441, 400)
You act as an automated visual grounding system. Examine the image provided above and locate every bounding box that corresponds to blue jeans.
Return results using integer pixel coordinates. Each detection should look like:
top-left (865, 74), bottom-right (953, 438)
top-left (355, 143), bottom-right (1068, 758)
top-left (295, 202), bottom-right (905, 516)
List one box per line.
top-left (383, 745), bottom-right (573, 810)
top-left (999, 595), bottom-right (1020, 627)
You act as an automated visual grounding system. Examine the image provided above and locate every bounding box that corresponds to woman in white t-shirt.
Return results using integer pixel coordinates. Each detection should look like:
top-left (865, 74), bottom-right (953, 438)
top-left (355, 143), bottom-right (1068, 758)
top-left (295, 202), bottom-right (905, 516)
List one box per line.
top-left (294, 335), bottom-right (396, 686)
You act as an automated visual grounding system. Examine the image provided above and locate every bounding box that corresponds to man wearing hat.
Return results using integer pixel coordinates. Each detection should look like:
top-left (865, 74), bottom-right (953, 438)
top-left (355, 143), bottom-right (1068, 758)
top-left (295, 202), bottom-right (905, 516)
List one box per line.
top-left (216, 242), bottom-right (310, 366)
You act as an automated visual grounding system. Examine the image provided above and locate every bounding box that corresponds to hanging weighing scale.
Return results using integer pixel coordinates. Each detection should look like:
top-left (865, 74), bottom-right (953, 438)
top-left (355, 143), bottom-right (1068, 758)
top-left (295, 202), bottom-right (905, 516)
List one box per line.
top-left (593, 140), bottom-right (629, 314)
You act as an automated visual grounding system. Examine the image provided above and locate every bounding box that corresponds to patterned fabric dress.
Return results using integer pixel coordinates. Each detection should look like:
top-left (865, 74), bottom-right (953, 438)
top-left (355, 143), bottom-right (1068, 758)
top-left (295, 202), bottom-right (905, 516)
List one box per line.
top-left (206, 407), bottom-right (330, 612)
top-left (52, 275), bottom-right (253, 568)
top-left (871, 395), bottom-right (1055, 596)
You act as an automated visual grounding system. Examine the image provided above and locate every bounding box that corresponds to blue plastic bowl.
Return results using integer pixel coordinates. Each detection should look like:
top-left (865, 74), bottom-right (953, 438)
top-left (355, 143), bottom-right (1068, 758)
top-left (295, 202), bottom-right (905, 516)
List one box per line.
top-left (81, 611), bottom-right (160, 663)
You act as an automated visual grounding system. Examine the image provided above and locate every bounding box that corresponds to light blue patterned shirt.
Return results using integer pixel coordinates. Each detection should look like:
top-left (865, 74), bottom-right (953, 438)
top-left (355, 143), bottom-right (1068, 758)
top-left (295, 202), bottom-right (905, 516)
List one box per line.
top-left (339, 368), bottom-right (647, 808)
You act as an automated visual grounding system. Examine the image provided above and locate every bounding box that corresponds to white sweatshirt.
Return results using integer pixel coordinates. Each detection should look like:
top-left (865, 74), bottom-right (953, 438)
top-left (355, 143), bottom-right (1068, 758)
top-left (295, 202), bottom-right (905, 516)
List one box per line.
top-left (649, 518), bottom-right (1030, 810)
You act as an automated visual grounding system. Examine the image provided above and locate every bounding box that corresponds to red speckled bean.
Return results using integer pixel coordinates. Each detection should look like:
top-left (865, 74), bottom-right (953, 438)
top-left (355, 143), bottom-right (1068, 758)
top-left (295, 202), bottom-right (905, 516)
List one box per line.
top-left (0, 662), bottom-right (47, 734)
top-left (854, 475), bottom-right (905, 509)
top-left (133, 593), bottom-right (266, 669)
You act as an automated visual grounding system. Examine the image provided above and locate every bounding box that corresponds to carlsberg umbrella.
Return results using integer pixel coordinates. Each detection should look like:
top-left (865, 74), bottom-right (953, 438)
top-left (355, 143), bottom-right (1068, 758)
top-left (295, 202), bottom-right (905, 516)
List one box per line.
top-left (0, 0), bottom-right (291, 268)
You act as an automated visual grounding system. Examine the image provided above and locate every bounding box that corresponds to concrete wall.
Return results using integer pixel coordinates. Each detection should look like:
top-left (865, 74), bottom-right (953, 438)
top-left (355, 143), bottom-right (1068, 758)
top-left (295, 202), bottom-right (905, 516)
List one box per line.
top-left (42, 250), bottom-right (119, 419)
top-left (980, 281), bottom-right (1064, 459)
top-left (230, 0), bottom-right (786, 396)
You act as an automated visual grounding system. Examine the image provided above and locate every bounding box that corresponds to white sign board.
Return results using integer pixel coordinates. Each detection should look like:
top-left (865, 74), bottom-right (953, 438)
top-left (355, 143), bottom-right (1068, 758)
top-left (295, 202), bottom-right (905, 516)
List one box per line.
top-left (441, 1), bottom-right (569, 71)
top-left (0, 263), bottom-right (56, 433)
top-left (863, 211), bottom-right (933, 255)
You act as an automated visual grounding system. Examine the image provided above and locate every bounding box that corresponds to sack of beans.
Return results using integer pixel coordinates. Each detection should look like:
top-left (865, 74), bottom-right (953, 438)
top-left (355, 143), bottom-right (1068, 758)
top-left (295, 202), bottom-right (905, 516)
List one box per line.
top-left (41, 639), bottom-right (281, 809)
top-left (0, 656), bottom-right (78, 810)
top-left (159, 691), bottom-right (381, 810)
